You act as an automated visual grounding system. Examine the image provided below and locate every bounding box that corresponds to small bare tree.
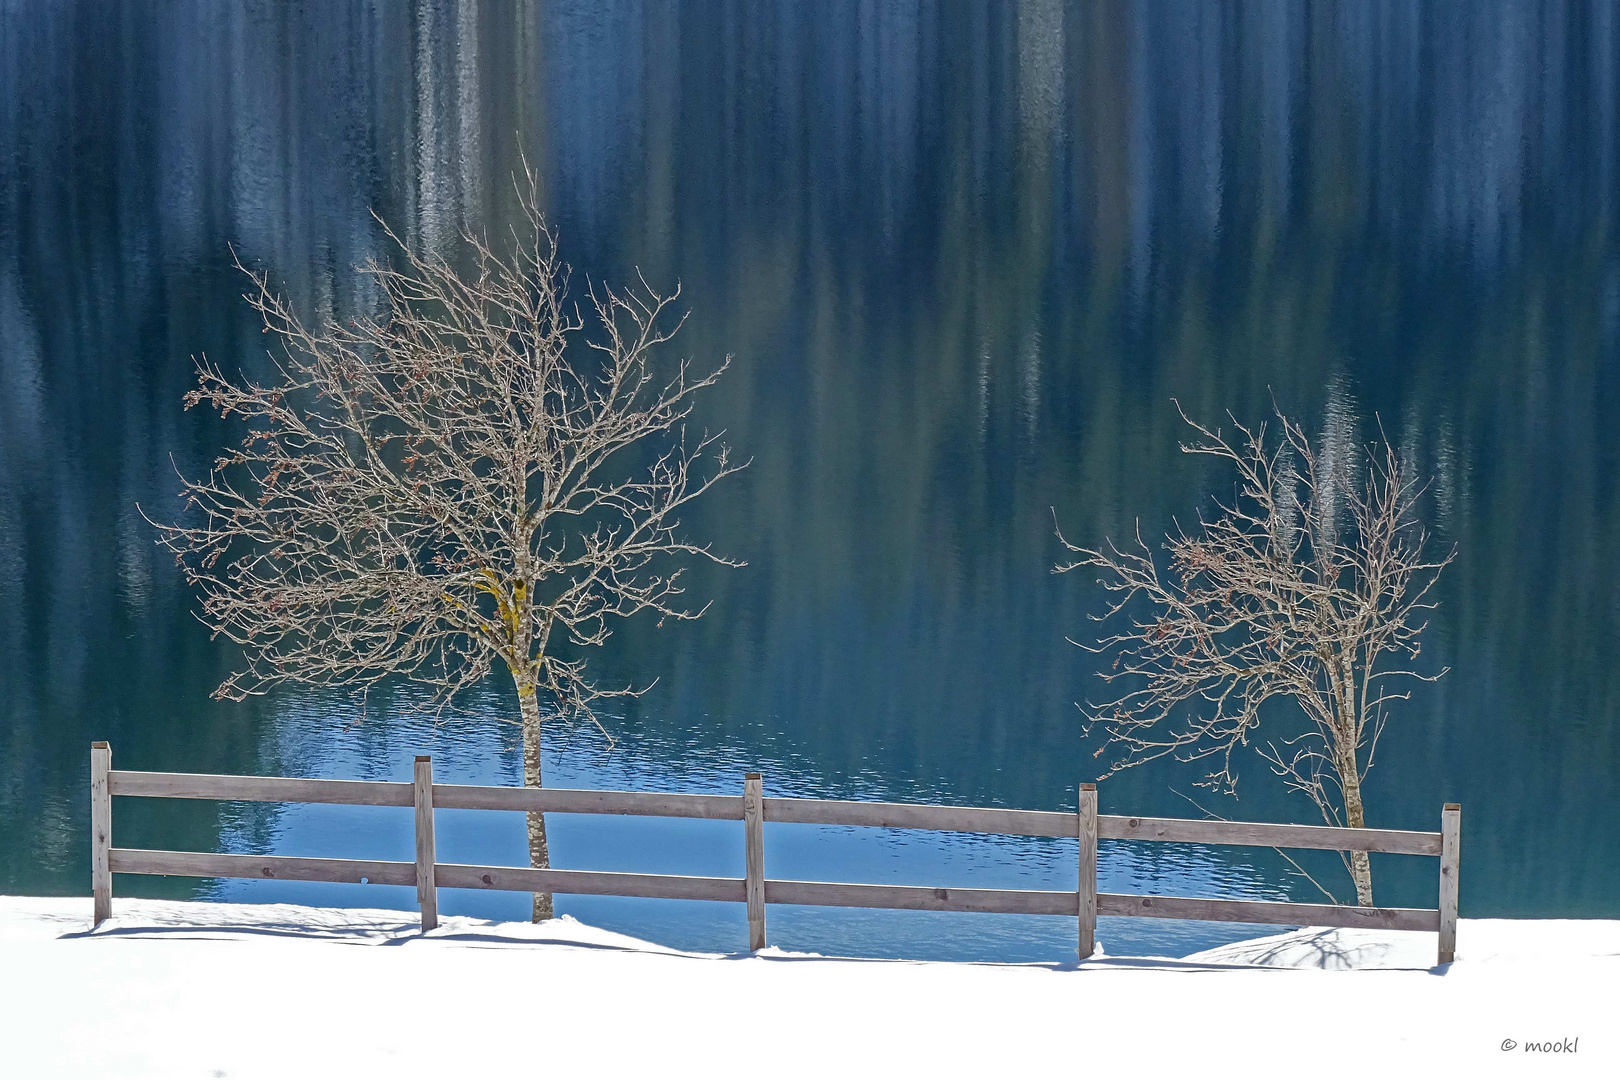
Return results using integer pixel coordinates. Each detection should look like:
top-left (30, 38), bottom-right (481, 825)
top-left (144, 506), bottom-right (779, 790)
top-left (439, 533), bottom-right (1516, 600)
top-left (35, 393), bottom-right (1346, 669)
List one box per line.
top-left (1056, 404), bottom-right (1452, 906)
top-left (151, 171), bottom-right (745, 920)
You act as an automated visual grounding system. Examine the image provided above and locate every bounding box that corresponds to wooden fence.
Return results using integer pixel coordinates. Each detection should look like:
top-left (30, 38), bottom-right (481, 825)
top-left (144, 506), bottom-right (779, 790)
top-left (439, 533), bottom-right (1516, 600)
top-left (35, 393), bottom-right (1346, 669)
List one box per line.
top-left (88, 742), bottom-right (1462, 963)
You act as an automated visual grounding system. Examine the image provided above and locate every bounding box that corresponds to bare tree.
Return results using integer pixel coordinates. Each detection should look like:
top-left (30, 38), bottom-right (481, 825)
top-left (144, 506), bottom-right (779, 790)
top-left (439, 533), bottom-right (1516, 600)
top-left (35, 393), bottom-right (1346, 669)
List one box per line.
top-left (1055, 403), bottom-right (1452, 906)
top-left (151, 171), bottom-right (746, 920)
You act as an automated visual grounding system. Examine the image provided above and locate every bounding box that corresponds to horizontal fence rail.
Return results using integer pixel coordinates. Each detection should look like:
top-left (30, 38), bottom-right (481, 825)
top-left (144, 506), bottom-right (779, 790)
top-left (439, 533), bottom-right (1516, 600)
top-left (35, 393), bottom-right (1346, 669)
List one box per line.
top-left (104, 769), bottom-right (1442, 853)
top-left (88, 742), bottom-right (1462, 964)
top-left (1100, 816), bottom-right (1443, 856)
top-left (108, 770), bottom-right (414, 807)
top-left (110, 849), bottom-right (417, 887)
top-left (1097, 893), bottom-right (1441, 933)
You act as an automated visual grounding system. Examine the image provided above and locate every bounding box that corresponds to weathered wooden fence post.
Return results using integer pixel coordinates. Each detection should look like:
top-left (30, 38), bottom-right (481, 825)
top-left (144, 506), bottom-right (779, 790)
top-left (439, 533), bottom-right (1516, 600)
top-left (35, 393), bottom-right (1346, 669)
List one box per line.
top-left (1077, 782), bottom-right (1098, 960)
top-left (744, 771), bottom-right (766, 951)
top-left (91, 741), bottom-right (112, 926)
top-left (1437, 802), bottom-right (1460, 964)
top-left (414, 756), bottom-right (438, 932)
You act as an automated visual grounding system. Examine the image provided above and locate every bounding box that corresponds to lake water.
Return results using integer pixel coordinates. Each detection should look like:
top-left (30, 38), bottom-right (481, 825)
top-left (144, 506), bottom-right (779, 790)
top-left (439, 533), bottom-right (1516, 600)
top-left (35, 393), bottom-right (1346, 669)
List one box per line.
top-left (2, 2), bottom-right (1617, 962)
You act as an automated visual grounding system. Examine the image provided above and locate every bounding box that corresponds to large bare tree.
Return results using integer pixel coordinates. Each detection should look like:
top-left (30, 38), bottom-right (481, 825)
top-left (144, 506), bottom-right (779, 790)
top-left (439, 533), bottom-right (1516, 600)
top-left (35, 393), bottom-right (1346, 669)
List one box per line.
top-left (1056, 404), bottom-right (1452, 906)
top-left (152, 172), bottom-right (745, 920)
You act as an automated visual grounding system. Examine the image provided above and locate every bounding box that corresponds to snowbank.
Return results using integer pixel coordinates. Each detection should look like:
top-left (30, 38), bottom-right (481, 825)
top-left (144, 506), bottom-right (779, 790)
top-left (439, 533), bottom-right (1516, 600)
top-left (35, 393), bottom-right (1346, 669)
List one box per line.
top-left (1, 896), bottom-right (1612, 1077)
top-left (1186, 918), bottom-right (1620, 970)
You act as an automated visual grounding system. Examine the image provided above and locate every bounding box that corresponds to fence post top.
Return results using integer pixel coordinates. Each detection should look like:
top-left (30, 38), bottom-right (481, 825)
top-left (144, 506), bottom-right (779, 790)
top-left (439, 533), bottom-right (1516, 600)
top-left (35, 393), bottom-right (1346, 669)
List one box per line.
top-left (1444, 803), bottom-right (1461, 812)
top-left (91, 741), bottom-right (110, 750)
top-left (745, 771), bottom-right (761, 781)
top-left (414, 755), bottom-right (431, 764)
top-left (1079, 782), bottom-right (1096, 792)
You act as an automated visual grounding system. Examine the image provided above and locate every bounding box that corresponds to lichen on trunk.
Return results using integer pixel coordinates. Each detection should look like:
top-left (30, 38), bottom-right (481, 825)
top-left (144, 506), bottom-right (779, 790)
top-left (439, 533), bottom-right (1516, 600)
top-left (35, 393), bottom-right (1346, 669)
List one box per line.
top-left (1339, 746), bottom-right (1376, 907)
top-left (1332, 661), bottom-right (1377, 907)
top-left (517, 678), bottom-right (553, 921)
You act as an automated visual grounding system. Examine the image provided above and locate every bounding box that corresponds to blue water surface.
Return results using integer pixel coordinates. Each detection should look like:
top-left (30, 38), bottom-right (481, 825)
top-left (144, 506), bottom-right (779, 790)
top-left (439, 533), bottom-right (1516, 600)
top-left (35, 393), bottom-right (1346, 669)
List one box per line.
top-left (2, 2), bottom-right (1617, 961)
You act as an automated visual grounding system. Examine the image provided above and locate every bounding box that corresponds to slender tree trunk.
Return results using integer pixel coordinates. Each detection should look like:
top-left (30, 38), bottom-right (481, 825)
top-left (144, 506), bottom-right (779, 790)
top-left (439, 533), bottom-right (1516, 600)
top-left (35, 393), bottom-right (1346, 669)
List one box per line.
top-left (516, 680), bottom-right (553, 921)
top-left (1326, 659), bottom-right (1376, 908)
top-left (1339, 750), bottom-right (1375, 907)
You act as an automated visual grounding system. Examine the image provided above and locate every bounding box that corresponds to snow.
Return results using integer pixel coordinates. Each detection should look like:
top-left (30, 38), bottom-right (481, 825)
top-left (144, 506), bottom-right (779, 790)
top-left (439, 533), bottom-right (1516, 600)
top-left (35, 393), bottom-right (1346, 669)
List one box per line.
top-left (1, 896), bottom-right (1613, 1078)
top-left (1185, 918), bottom-right (1620, 970)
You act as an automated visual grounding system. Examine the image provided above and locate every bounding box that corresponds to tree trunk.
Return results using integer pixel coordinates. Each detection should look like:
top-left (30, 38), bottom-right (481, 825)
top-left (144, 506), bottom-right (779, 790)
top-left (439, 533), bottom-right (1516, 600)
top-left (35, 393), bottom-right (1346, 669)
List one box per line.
top-left (1339, 753), bottom-right (1375, 907)
top-left (517, 680), bottom-right (553, 921)
top-left (1327, 656), bottom-right (1375, 908)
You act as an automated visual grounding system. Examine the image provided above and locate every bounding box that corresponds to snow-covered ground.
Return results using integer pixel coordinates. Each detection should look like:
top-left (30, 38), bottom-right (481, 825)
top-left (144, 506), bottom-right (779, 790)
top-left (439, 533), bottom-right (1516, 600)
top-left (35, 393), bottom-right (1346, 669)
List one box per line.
top-left (2, 896), bottom-right (1613, 1078)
